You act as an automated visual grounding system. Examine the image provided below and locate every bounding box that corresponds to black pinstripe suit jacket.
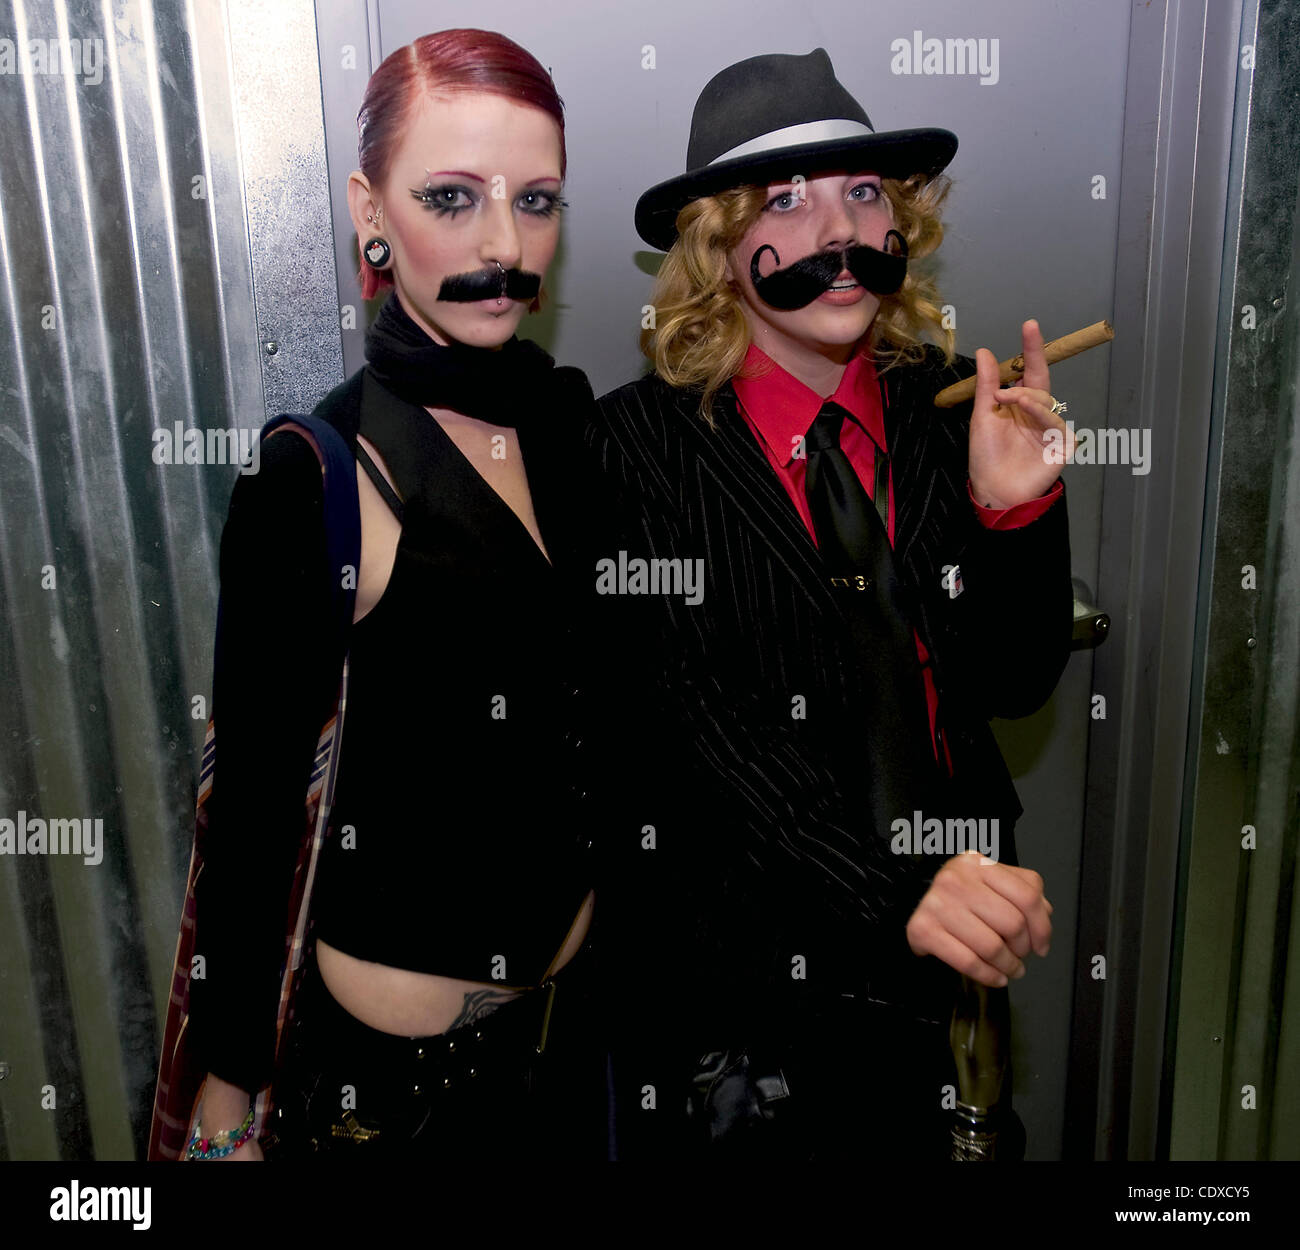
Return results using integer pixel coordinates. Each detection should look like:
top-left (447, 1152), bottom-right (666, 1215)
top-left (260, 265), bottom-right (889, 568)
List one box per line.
top-left (585, 344), bottom-right (1073, 1038)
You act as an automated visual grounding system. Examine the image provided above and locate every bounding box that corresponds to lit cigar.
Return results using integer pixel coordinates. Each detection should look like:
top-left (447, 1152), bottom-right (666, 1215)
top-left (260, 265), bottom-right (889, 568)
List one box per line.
top-left (933, 320), bottom-right (1114, 408)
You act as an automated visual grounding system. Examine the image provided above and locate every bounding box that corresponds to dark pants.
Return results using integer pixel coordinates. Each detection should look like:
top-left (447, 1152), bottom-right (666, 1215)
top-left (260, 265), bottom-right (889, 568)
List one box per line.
top-left (608, 991), bottom-right (1021, 1161)
top-left (263, 940), bottom-right (608, 1160)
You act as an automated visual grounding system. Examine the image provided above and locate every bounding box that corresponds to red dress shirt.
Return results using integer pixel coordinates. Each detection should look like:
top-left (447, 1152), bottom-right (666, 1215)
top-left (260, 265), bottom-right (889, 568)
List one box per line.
top-left (732, 342), bottom-right (1062, 773)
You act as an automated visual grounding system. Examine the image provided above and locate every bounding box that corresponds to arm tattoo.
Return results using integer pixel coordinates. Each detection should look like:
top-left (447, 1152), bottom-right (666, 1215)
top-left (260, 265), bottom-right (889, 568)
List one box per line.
top-left (447, 987), bottom-right (515, 1032)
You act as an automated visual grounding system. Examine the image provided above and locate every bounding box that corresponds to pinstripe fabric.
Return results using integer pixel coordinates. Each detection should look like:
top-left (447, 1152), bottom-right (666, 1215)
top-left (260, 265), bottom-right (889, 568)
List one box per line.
top-left (585, 344), bottom-right (1073, 1014)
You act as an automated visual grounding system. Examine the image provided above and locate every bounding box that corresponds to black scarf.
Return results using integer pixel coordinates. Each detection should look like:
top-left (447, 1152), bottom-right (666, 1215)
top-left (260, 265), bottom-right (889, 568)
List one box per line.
top-left (363, 290), bottom-right (559, 428)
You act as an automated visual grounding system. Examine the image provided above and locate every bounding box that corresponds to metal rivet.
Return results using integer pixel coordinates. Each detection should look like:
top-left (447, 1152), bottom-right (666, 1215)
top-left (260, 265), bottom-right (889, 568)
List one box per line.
top-left (1246, 637), bottom-right (1257, 648)
top-left (264, 341), bottom-right (278, 356)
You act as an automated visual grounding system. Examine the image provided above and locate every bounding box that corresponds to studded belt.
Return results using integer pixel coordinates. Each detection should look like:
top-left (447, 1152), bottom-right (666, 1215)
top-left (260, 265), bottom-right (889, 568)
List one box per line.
top-left (264, 942), bottom-right (590, 1154)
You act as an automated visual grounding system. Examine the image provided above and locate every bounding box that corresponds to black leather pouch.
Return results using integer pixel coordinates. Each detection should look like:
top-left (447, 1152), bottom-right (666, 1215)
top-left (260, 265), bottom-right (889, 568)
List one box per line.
top-left (684, 1048), bottom-right (793, 1154)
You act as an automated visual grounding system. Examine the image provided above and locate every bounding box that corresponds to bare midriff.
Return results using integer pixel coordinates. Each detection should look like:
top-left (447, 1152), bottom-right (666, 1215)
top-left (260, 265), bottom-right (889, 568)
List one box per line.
top-left (314, 888), bottom-right (593, 1036)
top-left (310, 410), bottom-right (585, 1039)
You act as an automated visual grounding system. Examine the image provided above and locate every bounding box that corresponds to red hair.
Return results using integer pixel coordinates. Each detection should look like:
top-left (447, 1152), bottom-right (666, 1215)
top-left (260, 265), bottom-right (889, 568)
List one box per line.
top-left (355, 29), bottom-right (566, 300)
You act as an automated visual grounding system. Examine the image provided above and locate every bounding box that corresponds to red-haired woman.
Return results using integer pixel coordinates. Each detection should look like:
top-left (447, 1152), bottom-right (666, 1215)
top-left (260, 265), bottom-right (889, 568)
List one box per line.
top-left (179, 30), bottom-right (612, 1160)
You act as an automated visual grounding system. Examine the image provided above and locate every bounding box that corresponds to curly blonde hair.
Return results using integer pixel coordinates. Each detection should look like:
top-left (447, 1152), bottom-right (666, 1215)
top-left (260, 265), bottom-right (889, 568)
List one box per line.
top-left (642, 172), bottom-right (958, 423)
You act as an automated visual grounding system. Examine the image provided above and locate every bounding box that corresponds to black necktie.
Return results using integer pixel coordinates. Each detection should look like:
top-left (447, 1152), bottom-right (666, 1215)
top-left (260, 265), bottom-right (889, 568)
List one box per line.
top-left (803, 401), bottom-right (939, 837)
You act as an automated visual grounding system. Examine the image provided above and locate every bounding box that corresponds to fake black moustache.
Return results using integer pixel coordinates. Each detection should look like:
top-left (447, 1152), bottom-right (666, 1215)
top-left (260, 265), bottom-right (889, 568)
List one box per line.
top-left (437, 265), bottom-right (541, 302)
top-left (748, 231), bottom-right (909, 311)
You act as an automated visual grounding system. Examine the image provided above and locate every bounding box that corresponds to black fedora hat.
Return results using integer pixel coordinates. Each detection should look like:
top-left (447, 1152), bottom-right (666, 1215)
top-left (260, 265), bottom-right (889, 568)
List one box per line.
top-left (635, 48), bottom-right (958, 252)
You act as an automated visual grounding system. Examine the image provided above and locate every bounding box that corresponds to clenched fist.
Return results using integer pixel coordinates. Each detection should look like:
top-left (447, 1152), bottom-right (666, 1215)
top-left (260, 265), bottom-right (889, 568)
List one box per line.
top-left (905, 851), bottom-right (1053, 987)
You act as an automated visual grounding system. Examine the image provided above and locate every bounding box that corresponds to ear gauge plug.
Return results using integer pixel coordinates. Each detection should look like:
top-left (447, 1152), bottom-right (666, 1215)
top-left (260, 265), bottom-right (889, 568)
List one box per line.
top-left (364, 236), bottom-right (392, 268)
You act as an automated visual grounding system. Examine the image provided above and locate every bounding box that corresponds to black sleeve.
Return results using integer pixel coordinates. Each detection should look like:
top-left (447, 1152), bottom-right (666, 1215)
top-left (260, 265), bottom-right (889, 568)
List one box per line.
top-left (187, 430), bottom-right (336, 1095)
top-left (918, 349), bottom-right (1075, 721)
top-left (946, 487), bottom-right (1073, 719)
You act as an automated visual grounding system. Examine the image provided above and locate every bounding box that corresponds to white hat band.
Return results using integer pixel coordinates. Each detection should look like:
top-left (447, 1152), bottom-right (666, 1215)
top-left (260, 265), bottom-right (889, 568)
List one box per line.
top-left (707, 119), bottom-right (874, 166)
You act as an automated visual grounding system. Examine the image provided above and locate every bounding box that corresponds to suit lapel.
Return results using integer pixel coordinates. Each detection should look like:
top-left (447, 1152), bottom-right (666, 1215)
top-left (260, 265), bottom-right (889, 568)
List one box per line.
top-left (694, 366), bottom-right (964, 625)
top-left (661, 355), bottom-right (969, 631)
top-left (880, 355), bottom-right (960, 595)
top-left (702, 382), bottom-right (844, 621)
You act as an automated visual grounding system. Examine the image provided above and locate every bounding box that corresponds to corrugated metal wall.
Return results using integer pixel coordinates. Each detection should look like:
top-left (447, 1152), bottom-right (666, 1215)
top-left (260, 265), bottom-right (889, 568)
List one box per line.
top-left (0, 0), bottom-right (341, 1159)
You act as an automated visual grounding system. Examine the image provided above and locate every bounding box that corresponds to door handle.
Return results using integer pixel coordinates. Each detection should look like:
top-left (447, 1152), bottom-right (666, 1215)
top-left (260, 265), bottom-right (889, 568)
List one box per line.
top-left (1071, 577), bottom-right (1110, 648)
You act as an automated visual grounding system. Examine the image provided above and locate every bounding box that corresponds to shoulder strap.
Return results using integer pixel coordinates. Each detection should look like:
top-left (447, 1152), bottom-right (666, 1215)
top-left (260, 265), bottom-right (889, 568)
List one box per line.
top-left (354, 438), bottom-right (405, 524)
top-left (258, 412), bottom-right (362, 657)
top-left (209, 413), bottom-right (361, 686)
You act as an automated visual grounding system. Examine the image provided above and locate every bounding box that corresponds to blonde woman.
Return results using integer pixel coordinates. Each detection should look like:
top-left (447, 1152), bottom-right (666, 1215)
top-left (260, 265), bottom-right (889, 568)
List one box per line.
top-left (587, 48), bottom-right (1073, 1160)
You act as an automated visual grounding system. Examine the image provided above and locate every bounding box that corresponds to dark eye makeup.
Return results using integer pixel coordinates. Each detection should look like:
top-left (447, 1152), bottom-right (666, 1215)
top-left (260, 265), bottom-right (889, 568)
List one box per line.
top-left (409, 182), bottom-right (568, 218)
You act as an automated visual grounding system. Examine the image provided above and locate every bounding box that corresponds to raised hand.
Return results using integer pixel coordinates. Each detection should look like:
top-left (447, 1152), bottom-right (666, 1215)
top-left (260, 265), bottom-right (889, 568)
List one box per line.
top-left (967, 319), bottom-right (1073, 509)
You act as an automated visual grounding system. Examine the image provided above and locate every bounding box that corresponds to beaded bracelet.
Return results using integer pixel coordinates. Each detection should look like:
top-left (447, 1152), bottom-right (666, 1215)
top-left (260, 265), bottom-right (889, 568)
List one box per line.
top-left (187, 1105), bottom-right (256, 1160)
